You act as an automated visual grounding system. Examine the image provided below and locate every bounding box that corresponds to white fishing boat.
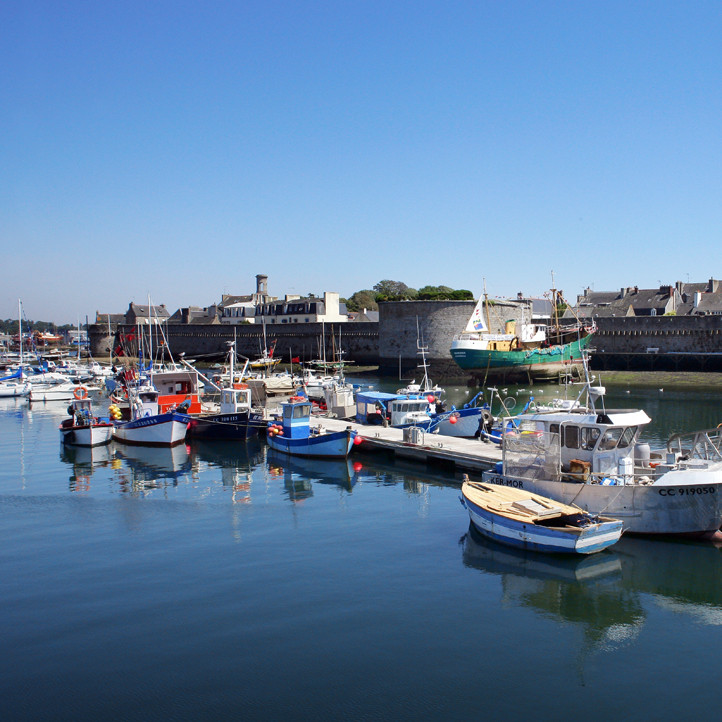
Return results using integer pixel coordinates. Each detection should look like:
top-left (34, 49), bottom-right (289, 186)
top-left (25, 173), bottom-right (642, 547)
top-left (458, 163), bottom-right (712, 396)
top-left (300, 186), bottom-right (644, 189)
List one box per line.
top-left (59, 397), bottom-right (114, 447)
top-left (113, 386), bottom-right (190, 447)
top-left (482, 383), bottom-right (722, 536)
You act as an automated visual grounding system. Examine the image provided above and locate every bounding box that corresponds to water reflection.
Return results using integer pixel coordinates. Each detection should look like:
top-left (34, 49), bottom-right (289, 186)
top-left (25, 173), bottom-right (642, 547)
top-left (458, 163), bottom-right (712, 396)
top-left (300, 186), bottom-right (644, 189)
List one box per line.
top-left (113, 443), bottom-right (192, 493)
top-left (265, 453), bottom-right (314, 503)
top-left (462, 527), bottom-right (722, 648)
top-left (189, 438), bottom-right (264, 503)
top-left (614, 536), bottom-right (722, 623)
top-left (60, 443), bottom-right (115, 492)
top-left (462, 528), bottom-right (643, 650)
top-left (266, 451), bottom-right (360, 492)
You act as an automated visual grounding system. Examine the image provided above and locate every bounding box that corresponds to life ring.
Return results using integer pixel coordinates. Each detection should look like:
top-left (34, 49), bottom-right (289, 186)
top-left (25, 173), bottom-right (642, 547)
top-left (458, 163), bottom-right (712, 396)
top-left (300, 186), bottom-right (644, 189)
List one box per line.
top-left (74, 386), bottom-right (88, 400)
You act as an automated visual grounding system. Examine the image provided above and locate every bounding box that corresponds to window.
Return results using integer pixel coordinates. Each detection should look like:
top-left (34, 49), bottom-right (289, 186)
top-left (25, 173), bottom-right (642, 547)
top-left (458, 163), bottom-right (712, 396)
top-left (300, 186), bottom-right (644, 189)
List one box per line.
top-left (563, 425), bottom-right (579, 449)
top-left (618, 426), bottom-right (637, 449)
top-left (293, 405), bottom-right (310, 419)
top-left (599, 428), bottom-right (623, 450)
top-left (581, 427), bottom-right (601, 450)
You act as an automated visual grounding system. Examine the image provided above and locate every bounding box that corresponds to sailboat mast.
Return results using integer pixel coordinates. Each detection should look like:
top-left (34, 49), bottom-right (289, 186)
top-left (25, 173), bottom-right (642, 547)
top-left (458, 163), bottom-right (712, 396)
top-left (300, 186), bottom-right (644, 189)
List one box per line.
top-left (147, 294), bottom-right (153, 385)
top-left (18, 299), bottom-right (22, 367)
top-left (482, 278), bottom-right (491, 331)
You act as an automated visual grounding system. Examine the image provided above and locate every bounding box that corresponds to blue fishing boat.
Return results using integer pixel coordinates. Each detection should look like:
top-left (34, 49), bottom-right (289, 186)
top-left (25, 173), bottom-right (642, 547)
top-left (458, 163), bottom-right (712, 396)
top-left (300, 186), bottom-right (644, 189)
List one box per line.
top-left (267, 397), bottom-right (358, 458)
top-left (460, 476), bottom-right (623, 555)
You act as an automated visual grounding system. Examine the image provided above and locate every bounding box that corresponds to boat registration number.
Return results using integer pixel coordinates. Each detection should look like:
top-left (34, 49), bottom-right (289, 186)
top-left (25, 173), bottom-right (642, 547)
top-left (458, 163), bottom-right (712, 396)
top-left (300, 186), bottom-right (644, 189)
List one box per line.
top-left (658, 487), bottom-right (716, 496)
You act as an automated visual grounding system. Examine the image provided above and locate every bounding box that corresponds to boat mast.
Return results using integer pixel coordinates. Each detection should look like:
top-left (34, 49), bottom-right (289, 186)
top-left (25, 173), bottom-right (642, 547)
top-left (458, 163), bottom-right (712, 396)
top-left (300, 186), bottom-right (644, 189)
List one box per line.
top-left (550, 270), bottom-right (560, 343)
top-left (482, 278), bottom-right (491, 332)
top-left (147, 294), bottom-right (153, 386)
top-left (18, 299), bottom-right (22, 368)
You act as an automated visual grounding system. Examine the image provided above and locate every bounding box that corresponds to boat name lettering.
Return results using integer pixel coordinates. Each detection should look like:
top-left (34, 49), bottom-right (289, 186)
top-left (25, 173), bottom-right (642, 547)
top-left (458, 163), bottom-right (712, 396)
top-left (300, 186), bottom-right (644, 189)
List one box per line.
top-left (486, 474), bottom-right (524, 489)
top-left (658, 487), bottom-right (716, 496)
top-left (133, 419), bottom-right (158, 428)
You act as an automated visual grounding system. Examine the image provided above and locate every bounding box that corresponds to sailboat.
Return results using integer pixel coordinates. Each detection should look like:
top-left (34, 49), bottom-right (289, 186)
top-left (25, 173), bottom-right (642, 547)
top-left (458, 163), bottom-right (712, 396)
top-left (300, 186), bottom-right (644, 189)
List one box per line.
top-left (0, 301), bottom-right (31, 398)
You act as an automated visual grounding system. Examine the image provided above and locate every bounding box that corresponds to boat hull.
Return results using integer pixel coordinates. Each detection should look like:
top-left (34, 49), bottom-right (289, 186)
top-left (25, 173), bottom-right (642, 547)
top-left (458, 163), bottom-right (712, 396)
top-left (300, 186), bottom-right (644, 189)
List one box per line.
top-left (187, 410), bottom-right (265, 440)
top-left (114, 412), bottom-right (190, 447)
top-left (481, 470), bottom-right (722, 536)
top-left (29, 386), bottom-right (77, 402)
top-left (60, 422), bottom-right (114, 447)
top-left (0, 381), bottom-right (31, 398)
top-left (266, 429), bottom-right (356, 458)
top-left (433, 407), bottom-right (484, 437)
top-left (461, 488), bottom-right (623, 554)
top-left (450, 335), bottom-right (592, 380)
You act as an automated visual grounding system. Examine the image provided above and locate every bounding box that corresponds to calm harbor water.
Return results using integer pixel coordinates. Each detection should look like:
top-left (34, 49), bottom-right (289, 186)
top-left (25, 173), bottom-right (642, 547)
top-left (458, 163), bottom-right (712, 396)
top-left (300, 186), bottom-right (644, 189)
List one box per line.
top-left (2, 379), bottom-right (722, 720)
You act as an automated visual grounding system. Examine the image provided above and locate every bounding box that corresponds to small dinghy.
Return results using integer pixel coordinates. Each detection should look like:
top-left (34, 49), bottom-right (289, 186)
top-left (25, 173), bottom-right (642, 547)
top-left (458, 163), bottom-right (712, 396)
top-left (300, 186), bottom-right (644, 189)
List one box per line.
top-left (460, 476), bottom-right (623, 555)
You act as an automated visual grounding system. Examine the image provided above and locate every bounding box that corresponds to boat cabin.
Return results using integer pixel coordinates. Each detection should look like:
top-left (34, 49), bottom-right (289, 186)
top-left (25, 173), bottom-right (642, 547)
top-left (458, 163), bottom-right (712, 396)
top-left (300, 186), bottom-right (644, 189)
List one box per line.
top-left (67, 398), bottom-right (94, 425)
top-left (280, 400), bottom-right (312, 438)
top-left (152, 368), bottom-right (202, 414)
top-left (220, 386), bottom-right (252, 414)
top-left (355, 391), bottom-right (432, 426)
top-left (133, 388), bottom-right (160, 418)
top-left (506, 405), bottom-right (651, 481)
top-left (386, 398), bottom-right (432, 427)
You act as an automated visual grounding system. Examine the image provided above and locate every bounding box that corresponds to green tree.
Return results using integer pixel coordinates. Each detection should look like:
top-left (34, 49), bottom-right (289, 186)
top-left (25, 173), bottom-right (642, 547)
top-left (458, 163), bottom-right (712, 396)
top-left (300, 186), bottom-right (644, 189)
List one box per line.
top-left (373, 280), bottom-right (418, 301)
top-left (343, 290), bottom-right (378, 312)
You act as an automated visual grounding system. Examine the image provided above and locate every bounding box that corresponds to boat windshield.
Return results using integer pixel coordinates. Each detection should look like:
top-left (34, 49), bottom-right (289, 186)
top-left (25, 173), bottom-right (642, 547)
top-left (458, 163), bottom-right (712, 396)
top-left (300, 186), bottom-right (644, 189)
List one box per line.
top-left (599, 427), bottom-right (623, 450)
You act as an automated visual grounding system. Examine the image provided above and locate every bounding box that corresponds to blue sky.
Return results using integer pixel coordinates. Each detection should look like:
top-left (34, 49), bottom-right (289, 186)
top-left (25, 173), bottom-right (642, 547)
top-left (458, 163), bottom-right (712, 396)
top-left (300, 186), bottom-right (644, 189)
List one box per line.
top-left (3, 1), bottom-right (721, 323)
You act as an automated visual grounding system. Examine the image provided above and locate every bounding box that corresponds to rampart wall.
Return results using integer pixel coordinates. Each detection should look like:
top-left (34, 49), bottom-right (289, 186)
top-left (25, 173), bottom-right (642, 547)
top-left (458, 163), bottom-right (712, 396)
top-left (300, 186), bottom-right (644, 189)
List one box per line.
top-left (89, 322), bottom-right (380, 366)
top-left (592, 316), bottom-right (722, 371)
top-left (378, 300), bottom-right (476, 378)
top-left (90, 307), bottom-right (722, 379)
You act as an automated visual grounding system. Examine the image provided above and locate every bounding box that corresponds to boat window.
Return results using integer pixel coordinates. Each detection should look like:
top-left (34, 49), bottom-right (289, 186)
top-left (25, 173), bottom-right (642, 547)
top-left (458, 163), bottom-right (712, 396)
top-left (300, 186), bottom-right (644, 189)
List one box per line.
top-left (599, 427), bottom-right (623, 450)
top-left (293, 405), bottom-right (310, 419)
top-left (581, 427), bottom-right (601, 450)
top-left (618, 426), bottom-right (637, 449)
top-left (549, 423), bottom-right (559, 435)
top-left (563, 425), bottom-right (579, 449)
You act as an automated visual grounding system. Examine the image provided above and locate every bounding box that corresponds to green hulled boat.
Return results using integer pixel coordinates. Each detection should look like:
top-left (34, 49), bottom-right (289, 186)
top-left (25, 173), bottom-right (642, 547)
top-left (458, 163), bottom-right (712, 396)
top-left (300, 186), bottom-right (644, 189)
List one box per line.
top-left (449, 291), bottom-right (595, 382)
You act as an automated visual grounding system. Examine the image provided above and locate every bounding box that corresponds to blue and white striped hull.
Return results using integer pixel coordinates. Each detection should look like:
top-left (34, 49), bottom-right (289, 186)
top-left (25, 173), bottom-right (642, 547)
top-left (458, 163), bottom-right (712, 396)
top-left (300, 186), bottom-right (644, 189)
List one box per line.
top-left (266, 429), bottom-right (356, 458)
top-left (461, 492), bottom-right (623, 555)
top-left (114, 412), bottom-right (190, 447)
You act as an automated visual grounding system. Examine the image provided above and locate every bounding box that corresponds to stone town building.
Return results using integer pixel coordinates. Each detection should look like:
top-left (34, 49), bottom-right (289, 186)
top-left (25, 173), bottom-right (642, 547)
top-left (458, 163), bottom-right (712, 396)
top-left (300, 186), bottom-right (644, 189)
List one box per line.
top-left (568, 279), bottom-right (722, 319)
top-left (124, 302), bottom-right (171, 326)
top-left (168, 306), bottom-right (220, 324)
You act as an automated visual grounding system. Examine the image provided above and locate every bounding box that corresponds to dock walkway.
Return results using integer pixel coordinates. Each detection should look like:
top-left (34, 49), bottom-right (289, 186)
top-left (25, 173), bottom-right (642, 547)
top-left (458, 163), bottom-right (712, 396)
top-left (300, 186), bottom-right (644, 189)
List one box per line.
top-left (310, 416), bottom-right (503, 472)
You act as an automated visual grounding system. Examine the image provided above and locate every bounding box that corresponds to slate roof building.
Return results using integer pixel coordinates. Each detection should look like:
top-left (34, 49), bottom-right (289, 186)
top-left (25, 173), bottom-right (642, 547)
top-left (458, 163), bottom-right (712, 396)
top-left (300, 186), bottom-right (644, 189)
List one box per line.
top-left (124, 303), bottom-right (171, 326)
top-left (569, 279), bottom-right (722, 319)
top-left (168, 306), bottom-right (221, 324)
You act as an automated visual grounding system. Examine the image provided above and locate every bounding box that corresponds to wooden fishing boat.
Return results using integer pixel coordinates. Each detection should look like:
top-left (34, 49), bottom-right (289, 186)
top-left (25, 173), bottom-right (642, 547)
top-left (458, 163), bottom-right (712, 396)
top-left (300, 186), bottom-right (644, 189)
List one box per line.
top-left (460, 476), bottom-right (623, 554)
